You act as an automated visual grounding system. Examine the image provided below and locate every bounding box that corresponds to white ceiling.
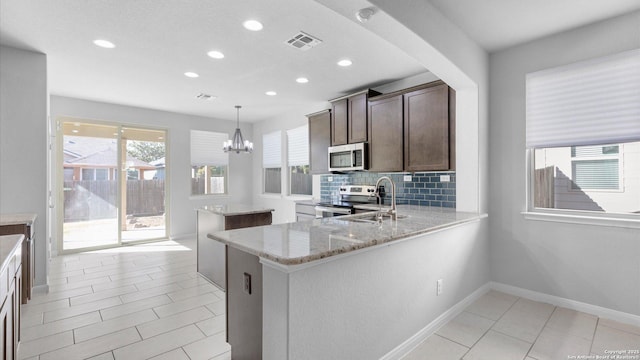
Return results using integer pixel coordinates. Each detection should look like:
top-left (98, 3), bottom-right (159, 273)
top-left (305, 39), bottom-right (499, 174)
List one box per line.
top-left (1, 0), bottom-right (639, 123)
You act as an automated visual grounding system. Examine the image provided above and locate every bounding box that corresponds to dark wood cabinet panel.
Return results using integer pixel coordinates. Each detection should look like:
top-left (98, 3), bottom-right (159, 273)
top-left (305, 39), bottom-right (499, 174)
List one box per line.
top-left (308, 110), bottom-right (331, 174)
top-left (0, 222), bottom-right (34, 304)
top-left (348, 92), bottom-right (368, 143)
top-left (404, 83), bottom-right (450, 171)
top-left (368, 95), bottom-right (404, 172)
top-left (331, 99), bottom-right (348, 146)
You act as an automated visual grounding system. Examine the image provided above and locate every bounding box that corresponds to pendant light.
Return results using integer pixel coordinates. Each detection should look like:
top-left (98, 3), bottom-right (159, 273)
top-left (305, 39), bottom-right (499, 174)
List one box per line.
top-left (223, 105), bottom-right (253, 153)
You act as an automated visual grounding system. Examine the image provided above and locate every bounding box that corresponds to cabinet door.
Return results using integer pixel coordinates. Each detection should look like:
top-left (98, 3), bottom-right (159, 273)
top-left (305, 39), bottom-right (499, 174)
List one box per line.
top-left (308, 110), bottom-right (331, 174)
top-left (1, 280), bottom-right (15, 360)
top-left (404, 84), bottom-right (450, 171)
top-left (368, 95), bottom-right (404, 172)
top-left (348, 93), bottom-right (368, 143)
top-left (331, 99), bottom-right (348, 145)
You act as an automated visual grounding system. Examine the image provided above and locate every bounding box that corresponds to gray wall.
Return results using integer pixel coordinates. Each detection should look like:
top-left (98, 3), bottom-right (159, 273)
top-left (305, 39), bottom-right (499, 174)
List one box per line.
top-left (489, 11), bottom-right (640, 315)
top-left (51, 96), bottom-right (254, 249)
top-left (0, 46), bottom-right (48, 286)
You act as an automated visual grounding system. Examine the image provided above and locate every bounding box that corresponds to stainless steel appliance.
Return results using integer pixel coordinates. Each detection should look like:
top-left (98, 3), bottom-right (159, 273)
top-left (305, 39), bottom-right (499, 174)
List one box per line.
top-left (315, 185), bottom-right (379, 218)
top-left (328, 142), bottom-right (368, 172)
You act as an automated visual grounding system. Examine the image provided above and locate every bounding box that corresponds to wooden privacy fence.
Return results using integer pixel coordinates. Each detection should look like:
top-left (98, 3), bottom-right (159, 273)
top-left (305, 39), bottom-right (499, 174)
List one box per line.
top-left (534, 166), bottom-right (555, 208)
top-left (63, 180), bottom-right (165, 221)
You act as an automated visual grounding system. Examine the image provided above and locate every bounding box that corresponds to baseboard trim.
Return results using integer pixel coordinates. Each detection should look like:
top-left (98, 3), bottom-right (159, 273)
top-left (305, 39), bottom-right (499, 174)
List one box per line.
top-left (380, 283), bottom-right (492, 360)
top-left (489, 282), bottom-right (640, 328)
top-left (32, 284), bottom-right (50, 295)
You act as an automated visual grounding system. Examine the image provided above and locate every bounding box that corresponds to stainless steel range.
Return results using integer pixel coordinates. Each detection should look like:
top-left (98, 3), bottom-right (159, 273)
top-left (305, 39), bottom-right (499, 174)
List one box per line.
top-left (314, 185), bottom-right (379, 218)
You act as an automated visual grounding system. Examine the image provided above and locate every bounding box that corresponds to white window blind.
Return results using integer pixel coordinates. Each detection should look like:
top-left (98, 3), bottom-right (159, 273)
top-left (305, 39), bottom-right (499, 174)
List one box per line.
top-left (263, 131), bottom-right (281, 168)
top-left (287, 125), bottom-right (309, 166)
top-left (526, 48), bottom-right (640, 148)
top-left (190, 130), bottom-right (229, 166)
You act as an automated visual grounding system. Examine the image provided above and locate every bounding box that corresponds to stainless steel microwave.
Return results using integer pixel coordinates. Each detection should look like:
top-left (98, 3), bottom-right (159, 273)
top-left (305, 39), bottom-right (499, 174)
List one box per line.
top-left (328, 143), bottom-right (368, 172)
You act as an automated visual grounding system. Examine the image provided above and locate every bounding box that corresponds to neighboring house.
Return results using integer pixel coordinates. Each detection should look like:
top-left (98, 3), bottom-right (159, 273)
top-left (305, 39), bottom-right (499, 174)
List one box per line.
top-left (63, 136), bottom-right (156, 181)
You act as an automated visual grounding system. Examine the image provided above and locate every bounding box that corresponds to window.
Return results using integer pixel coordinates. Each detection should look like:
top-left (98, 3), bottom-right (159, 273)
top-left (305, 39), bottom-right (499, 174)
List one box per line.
top-left (95, 168), bottom-right (109, 180)
top-left (190, 130), bottom-right (229, 195)
top-left (287, 125), bottom-right (311, 195)
top-left (81, 168), bottom-right (95, 180)
top-left (526, 49), bottom-right (640, 215)
top-left (263, 131), bottom-right (281, 194)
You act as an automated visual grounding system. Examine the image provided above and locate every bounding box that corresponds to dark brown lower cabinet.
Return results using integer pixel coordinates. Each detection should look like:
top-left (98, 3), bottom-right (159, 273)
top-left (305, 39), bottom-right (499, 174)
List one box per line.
top-left (0, 236), bottom-right (22, 360)
top-left (0, 220), bottom-right (35, 304)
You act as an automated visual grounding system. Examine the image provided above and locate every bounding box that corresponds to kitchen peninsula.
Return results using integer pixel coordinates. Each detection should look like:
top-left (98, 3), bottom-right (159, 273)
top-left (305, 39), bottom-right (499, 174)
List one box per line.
top-left (208, 205), bottom-right (486, 359)
top-left (196, 205), bottom-right (273, 290)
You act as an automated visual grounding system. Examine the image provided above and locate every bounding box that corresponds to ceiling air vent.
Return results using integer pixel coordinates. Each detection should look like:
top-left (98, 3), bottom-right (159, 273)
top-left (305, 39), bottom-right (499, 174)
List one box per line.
top-left (285, 31), bottom-right (322, 51)
top-left (196, 93), bottom-right (217, 101)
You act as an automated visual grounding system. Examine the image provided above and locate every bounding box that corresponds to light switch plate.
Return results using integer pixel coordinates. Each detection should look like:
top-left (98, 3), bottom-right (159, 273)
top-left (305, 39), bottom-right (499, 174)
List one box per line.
top-left (440, 175), bottom-right (451, 182)
top-left (403, 175), bottom-right (412, 182)
top-left (243, 272), bottom-right (252, 295)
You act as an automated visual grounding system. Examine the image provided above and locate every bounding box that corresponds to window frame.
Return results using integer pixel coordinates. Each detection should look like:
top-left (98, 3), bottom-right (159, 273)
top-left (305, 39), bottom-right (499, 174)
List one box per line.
top-left (286, 125), bottom-right (312, 196)
top-left (568, 144), bottom-right (623, 193)
top-left (262, 131), bottom-right (282, 195)
top-left (190, 130), bottom-right (229, 196)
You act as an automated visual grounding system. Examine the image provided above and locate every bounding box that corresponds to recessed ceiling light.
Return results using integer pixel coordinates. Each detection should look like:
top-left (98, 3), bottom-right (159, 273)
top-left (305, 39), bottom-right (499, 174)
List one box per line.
top-left (207, 50), bottom-right (225, 59)
top-left (337, 59), bottom-right (353, 67)
top-left (243, 20), bottom-right (263, 31)
top-left (296, 77), bottom-right (309, 84)
top-left (93, 39), bottom-right (115, 48)
top-left (184, 72), bottom-right (199, 78)
top-left (265, 91), bottom-right (277, 96)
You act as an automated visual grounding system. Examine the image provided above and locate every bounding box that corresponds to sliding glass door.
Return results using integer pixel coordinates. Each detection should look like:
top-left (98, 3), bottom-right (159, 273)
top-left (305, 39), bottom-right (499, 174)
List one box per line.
top-left (59, 120), bottom-right (167, 252)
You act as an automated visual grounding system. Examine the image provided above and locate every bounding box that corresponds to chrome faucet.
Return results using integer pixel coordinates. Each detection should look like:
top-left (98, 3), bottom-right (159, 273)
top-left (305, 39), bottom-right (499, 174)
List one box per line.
top-left (375, 176), bottom-right (397, 221)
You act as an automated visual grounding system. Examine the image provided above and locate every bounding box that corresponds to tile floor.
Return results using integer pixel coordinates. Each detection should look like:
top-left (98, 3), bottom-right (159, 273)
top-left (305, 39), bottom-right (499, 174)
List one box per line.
top-left (18, 238), bottom-right (230, 360)
top-left (19, 238), bottom-right (640, 360)
top-left (403, 290), bottom-right (640, 360)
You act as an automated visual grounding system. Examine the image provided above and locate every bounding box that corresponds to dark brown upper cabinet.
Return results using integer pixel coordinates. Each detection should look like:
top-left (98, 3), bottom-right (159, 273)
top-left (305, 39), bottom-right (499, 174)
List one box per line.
top-left (367, 94), bottom-right (404, 172)
top-left (366, 80), bottom-right (455, 173)
top-left (404, 82), bottom-right (452, 171)
top-left (330, 89), bottom-right (381, 146)
top-left (307, 109), bottom-right (331, 174)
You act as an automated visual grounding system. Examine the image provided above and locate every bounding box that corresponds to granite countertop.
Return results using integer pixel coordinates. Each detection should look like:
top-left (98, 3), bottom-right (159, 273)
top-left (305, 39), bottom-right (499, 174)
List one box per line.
top-left (208, 205), bottom-right (484, 266)
top-left (0, 213), bottom-right (37, 226)
top-left (0, 235), bottom-right (23, 275)
top-left (197, 204), bottom-right (275, 216)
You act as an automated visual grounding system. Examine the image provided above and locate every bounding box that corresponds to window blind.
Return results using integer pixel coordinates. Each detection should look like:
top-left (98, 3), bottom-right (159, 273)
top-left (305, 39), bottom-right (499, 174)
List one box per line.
top-left (526, 48), bottom-right (640, 148)
top-left (287, 125), bottom-right (309, 167)
top-left (263, 131), bottom-right (281, 168)
top-left (190, 130), bottom-right (229, 166)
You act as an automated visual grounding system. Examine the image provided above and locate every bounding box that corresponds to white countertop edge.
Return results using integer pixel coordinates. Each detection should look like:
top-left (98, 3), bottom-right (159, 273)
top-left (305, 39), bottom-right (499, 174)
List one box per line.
top-left (0, 234), bottom-right (24, 275)
top-left (0, 213), bottom-right (38, 226)
top-left (259, 214), bottom-right (487, 274)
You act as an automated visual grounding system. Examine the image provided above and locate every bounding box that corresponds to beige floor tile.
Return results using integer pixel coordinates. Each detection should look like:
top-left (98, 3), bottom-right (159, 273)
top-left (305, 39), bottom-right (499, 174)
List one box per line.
top-left (134, 273), bottom-right (193, 291)
top-left (112, 325), bottom-right (205, 360)
top-left (91, 274), bottom-right (154, 292)
top-left (206, 300), bottom-right (226, 316)
top-left (43, 296), bottom-right (122, 323)
top-left (74, 308), bottom-right (157, 343)
top-left (464, 291), bottom-right (518, 321)
top-left (148, 348), bottom-right (191, 360)
top-left (18, 330), bottom-right (74, 359)
top-left (119, 283), bottom-right (183, 303)
top-left (211, 351), bottom-right (232, 360)
top-left (70, 285), bottom-right (137, 306)
top-left (48, 276), bottom-right (111, 293)
top-left (463, 330), bottom-right (531, 360)
top-left (492, 299), bottom-right (554, 343)
top-left (167, 283), bottom-right (219, 302)
top-left (182, 333), bottom-right (230, 360)
top-left (86, 352), bottom-right (115, 360)
top-left (22, 298), bottom-right (70, 317)
top-left (598, 318), bottom-right (640, 336)
top-left (195, 315), bottom-right (226, 336)
top-left (528, 327), bottom-right (591, 360)
top-left (27, 286), bottom-right (93, 305)
top-left (591, 323), bottom-right (640, 355)
top-left (108, 266), bottom-right (163, 281)
top-left (153, 292), bottom-right (220, 318)
top-left (100, 294), bottom-right (171, 320)
top-left (137, 306), bottom-right (213, 339)
top-left (21, 312), bottom-right (44, 328)
top-left (545, 307), bottom-right (598, 340)
top-left (179, 276), bottom-right (216, 289)
top-left (39, 327), bottom-right (141, 360)
top-left (402, 334), bottom-right (469, 360)
top-left (436, 311), bottom-right (495, 347)
top-left (21, 311), bottom-right (101, 342)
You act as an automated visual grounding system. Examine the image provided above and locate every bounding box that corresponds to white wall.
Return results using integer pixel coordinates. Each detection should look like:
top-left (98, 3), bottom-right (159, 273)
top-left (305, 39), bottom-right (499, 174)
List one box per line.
top-left (0, 46), bottom-right (49, 287)
top-left (50, 96), bottom-right (254, 250)
top-left (489, 11), bottom-right (640, 315)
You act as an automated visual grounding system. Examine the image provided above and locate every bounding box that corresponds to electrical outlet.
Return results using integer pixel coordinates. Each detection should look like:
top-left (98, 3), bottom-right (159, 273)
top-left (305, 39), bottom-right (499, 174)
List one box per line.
top-left (403, 175), bottom-right (412, 182)
top-left (440, 175), bottom-right (450, 182)
top-left (243, 272), bottom-right (252, 295)
top-left (437, 279), bottom-right (443, 296)
top-left (328, 176), bottom-right (333, 182)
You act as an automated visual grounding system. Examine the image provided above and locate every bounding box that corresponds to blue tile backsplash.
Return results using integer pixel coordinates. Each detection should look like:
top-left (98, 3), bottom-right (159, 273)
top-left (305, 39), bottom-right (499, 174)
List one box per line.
top-left (320, 171), bottom-right (456, 208)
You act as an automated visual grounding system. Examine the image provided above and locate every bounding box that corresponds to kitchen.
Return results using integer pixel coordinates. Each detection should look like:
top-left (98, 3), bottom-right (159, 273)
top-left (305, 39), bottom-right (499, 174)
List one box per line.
top-left (1, 0), bottom-right (640, 359)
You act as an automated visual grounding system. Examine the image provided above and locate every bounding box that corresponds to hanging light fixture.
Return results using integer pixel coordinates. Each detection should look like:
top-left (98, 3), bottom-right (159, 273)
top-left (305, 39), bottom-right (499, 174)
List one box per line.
top-left (223, 105), bottom-right (253, 153)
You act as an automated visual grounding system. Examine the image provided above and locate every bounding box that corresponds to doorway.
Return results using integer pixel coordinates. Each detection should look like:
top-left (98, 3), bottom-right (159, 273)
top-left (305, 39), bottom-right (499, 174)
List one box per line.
top-left (59, 120), bottom-right (168, 252)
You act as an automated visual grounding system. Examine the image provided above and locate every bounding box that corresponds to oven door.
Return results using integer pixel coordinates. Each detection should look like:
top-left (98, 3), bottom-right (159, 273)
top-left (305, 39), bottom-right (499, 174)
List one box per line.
top-left (314, 206), bottom-right (353, 218)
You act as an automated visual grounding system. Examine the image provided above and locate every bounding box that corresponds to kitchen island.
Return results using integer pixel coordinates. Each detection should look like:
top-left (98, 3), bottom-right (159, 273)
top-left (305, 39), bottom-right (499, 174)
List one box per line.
top-left (208, 205), bottom-right (487, 359)
top-left (196, 205), bottom-right (273, 290)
